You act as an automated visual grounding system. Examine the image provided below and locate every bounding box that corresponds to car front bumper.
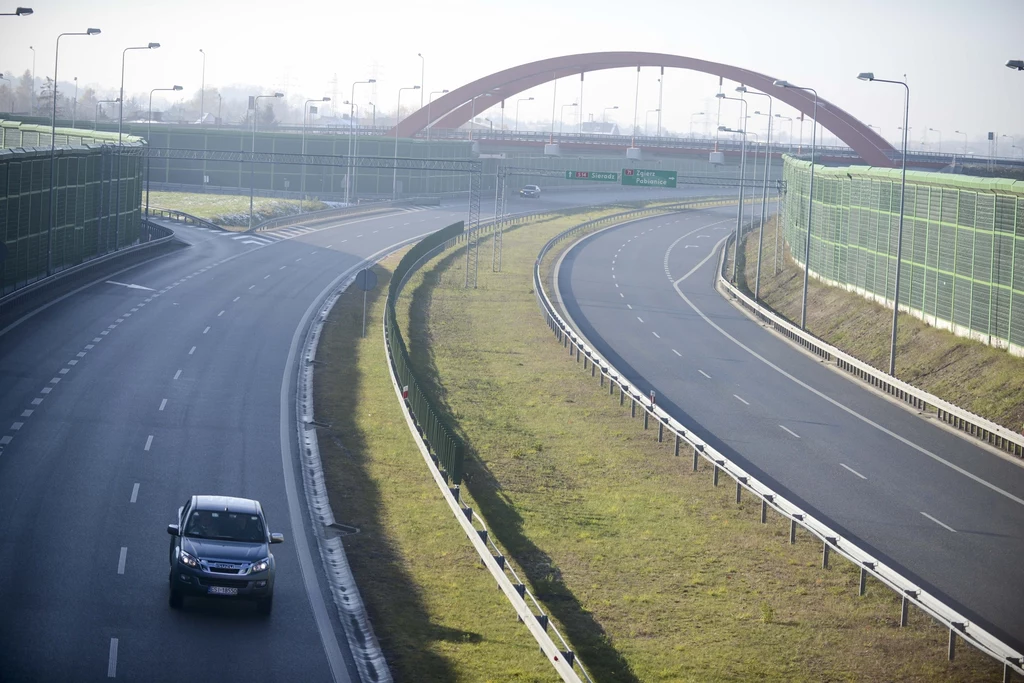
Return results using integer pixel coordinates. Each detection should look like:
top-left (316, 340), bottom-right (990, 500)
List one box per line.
top-left (171, 562), bottom-right (274, 599)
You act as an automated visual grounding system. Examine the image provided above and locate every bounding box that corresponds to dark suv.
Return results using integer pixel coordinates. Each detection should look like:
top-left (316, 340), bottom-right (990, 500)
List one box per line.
top-left (519, 184), bottom-right (541, 198)
top-left (167, 495), bottom-right (284, 614)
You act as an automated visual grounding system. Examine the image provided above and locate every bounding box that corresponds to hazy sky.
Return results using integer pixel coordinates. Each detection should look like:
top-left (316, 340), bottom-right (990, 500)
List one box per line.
top-left (2, 0), bottom-right (1022, 150)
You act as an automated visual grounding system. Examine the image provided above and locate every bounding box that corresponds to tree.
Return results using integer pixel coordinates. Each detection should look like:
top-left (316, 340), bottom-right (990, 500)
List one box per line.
top-left (38, 77), bottom-right (55, 118)
top-left (259, 101), bottom-right (276, 126)
top-left (77, 87), bottom-right (98, 122)
top-left (15, 69), bottom-right (33, 114)
top-left (0, 82), bottom-right (12, 113)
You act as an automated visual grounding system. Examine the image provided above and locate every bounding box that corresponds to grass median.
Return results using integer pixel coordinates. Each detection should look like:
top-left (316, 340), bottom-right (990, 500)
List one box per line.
top-left (391, 207), bottom-right (1002, 681)
top-left (148, 191), bottom-right (328, 229)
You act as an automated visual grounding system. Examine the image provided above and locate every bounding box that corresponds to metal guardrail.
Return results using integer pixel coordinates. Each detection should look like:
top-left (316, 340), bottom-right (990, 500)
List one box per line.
top-left (534, 210), bottom-right (1024, 683)
top-left (146, 207), bottom-right (223, 231)
top-left (251, 198), bottom-right (437, 233)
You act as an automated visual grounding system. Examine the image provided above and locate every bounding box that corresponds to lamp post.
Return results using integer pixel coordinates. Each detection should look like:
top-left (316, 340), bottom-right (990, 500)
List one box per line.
top-left (393, 85), bottom-right (419, 200)
top-left (217, 92), bottom-right (221, 123)
top-left (248, 91), bottom-right (284, 229)
top-left (602, 105), bottom-right (618, 124)
top-left (1, 6), bottom-right (33, 15)
top-left (857, 72), bottom-right (908, 376)
top-left (737, 86), bottom-right (774, 301)
top-left (516, 96), bottom-right (535, 132)
top-left (688, 111), bottom-right (704, 137)
top-left (645, 108), bottom-right (659, 137)
top-left (48, 27), bottom-right (101, 276)
top-left (198, 48), bottom-right (205, 126)
top-left (954, 130), bottom-right (968, 155)
top-left (418, 52), bottom-right (425, 108)
top-left (717, 92), bottom-right (748, 283)
top-left (71, 76), bottom-right (78, 127)
top-left (345, 79), bottom-right (374, 207)
top-left (559, 102), bottom-right (577, 141)
top-left (774, 114), bottom-right (793, 154)
top-left (95, 98), bottom-right (118, 128)
top-left (302, 96), bottom-right (329, 212)
top-left (146, 84), bottom-right (182, 221)
top-left (0, 74), bottom-right (12, 113)
top-left (368, 101), bottom-right (375, 128)
top-left (1001, 134), bottom-right (1015, 157)
top-left (426, 89), bottom-right (448, 141)
top-left (928, 127), bottom-right (942, 153)
top-left (773, 79), bottom-right (818, 330)
top-left (868, 123), bottom-right (882, 140)
top-left (29, 45), bottom-right (35, 114)
top-left (116, 42), bottom-right (159, 250)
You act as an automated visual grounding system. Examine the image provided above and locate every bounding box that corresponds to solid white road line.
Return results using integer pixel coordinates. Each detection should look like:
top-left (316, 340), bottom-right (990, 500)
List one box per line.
top-left (921, 511), bottom-right (957, 533)
top-left (734, 394), bottom-right (750, 405)
top-left (779, 425), bottom-right (801, 439)
top-left (159, 399), bottom-right (167, 411)
top-left (130, 483), bottom-right (139, 503)
top-left (107, 638), bottom-right (118, 678)
top-left (117, 547), bottom-right (127, 575)
top-left (144, 435), bottom-right (153, 451)
top-left (841, 463), bottom-right (867, 479)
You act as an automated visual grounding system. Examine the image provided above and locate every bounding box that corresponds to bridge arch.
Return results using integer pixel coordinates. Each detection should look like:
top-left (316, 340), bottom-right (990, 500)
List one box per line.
top-left (390, 51), bottom-right (896, 167)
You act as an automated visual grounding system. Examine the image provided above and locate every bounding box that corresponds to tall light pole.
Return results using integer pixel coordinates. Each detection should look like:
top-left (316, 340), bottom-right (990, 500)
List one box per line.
top-left (417, 53), bottom-right (425, 108)
top-left (95, 98), bottom-right (118, 128)
top-left (71, 76), bottom-right (78, 127)
top-left (559, 102), bottom-right (577, 141)
top-left (867, 123), bottom-right (882, 139)
top-left (775, 114), bottom-right (794, 153)
top-left (426, 88), bottom-right (448, 141)
top-left (516, 96), bottom-right (535, 132)
top-left (954, 130), bottom-right (968, 155)
top-left (1, 6), bottom-right (33, 15)
top-left (198, 48), bottom-right (205, 125)
top-left (146, 84), bottom-right (182, 221)
top-left (48, 27), bottom-right (101, 276)
top-left (248, 91), bottom-right (284, 229)
top-left (645, 108), bottom-right (659, 137)
top-left (469, 91), bottom-right (493, 142)
top-left (773, 80), bottom-right (818, 330)
top-left (29, 45), bottom-right (35, 114)
top-left (0, 74), bottom-right (13, 113)
top-left (602, 105), bottom-right (618, 123)
top-left (688, 111), bottom-right (704, 137)
top-left (302, 96), bottom-right (329, 213)
top-left (345, 79), bottom-right (374, 206)
top-left (858, 72), bottom-right (908, 376)
top-left (737, 85), bottom-right (774, 301)
top-left (368, 101), bottom-right (375, 128)
top-left (928, 127), bottom-right (942, 153)
top-left (717, 92), bottom-right (748, 283)
top-left (393, 85), bottom-right (419, 200)
top-left (116, 42), bottom-right (159, 250)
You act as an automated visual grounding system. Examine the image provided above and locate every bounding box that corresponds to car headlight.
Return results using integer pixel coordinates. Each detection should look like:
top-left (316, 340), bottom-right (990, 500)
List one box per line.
top-left (179, 549), bottom-right (200, 568)
top-left (249, 558), bottom-right (270, 574)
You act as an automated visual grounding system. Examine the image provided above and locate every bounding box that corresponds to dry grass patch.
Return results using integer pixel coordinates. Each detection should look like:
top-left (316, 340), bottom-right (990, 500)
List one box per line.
top-left (148, 191), bottom-right (328, 229)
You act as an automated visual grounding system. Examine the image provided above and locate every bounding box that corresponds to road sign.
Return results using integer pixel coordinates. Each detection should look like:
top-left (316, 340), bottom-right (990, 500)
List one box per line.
top-left (564, 170), bottom-right (618, 182)
top-left (621, 168), bottom-right (678, 188)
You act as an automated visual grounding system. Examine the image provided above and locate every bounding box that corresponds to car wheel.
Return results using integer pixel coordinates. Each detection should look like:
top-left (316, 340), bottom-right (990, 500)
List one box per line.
top-left (169, 588), bottom-right (183, 609)
top-left (256, 596), bottom-right (273, 616)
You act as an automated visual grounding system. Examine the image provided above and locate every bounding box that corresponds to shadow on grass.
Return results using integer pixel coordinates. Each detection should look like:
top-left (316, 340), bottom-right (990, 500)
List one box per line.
top-left (315, 263), bottom-right (466, 681)
top-left (403, 248), bottom-right (642, 683)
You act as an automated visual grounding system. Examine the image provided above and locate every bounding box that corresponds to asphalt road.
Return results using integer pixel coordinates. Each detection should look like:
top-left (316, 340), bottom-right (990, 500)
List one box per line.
top-left (556, 206), bottom-right (1024, 651)
top-left (0, 184), bottom-right (730, 681)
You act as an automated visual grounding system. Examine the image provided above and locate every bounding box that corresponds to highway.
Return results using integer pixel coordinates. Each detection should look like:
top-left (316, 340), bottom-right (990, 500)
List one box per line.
top-left (0, 184), bottom-right (723, 681)
top-left (555, 205), bottom-right (1024, 652)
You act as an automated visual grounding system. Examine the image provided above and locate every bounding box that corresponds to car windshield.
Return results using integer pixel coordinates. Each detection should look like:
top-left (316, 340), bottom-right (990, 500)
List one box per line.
top-left (185, 509), bottom-right (265, 543)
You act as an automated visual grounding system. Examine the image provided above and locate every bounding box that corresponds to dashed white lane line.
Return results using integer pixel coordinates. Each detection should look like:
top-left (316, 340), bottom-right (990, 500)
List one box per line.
top-left (619, 293), bottom-right (624, 298)
top-left (31, 398), bottom-right (43, 405)
top-left (173, 370), bottom-right (182, 380)
top-left (699, 370), bottom-right (712, 379)
top-left (188, 346), bottom-right (196, 356)
top-left (326, 244), bottom-right (334, 248)
top-left (0, 436), bottom-right (12, 445)
top-left (144, 435), bottom-right (153, 451)
top-left (733, 394), bottom-right (750, 405)
top-left (627, 304), bottom-right (633, 310)
top-left (41, 387), bottom-right (51, 394)
top-left (203, 327), bottom-right (210, 335)
top-left (263, 274), bottom-right (271, 280)
top-left (11, 422), bottom-right (23, 430)
top-left (779, 425), bottom-right (801, 439)
top-left (117, 547), bottom-right (127, 575)
top-left (652, 331), bottom-right (661, 339)
top-left (295, 258), bottom-right (303, 262)
top-left (50, 377), bottom-right (61, 384)
top-left (107, 638), bottom-right (118, 678)
top-left (59, 368), bottom-right (69, 375)
top-left (921, 511), bottom-right (957, 533)
top-left (612, 274), bottom-right (616, 279)
top-left (840, 463), bottom-right (867, 479)
top-left (86, 344), bottom-right (94, 349)
top-left (279, 266), bottom-right (287, 270)
top-left (356, 234), bottom-right (363, 238)
top-left (21, 409), bottom-right (33, 417)
top-left (218, 311), bottom-right (225, 317)
top-left (637, 316), bottom-right (644, 323)
top-left (249, 285), bottom-right (256, 290)
top-left (131, 483), bottom-right (139, 503)
top-left (159, 399), bottom-right (167, 411)
top-left (672, 349), bottom-right (681, 357)
top-left (77, 351), bottom-right (86, 357)
top-left (233, 296), bottom-right (240, 302)
top-left (68, 360), bottom-right (78, 366)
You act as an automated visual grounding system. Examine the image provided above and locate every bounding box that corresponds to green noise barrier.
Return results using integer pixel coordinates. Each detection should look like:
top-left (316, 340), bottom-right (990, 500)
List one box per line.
top-left (384, 220), bottom-right (466, 485)
top-left (780, 157), bottom-right (1024, 355)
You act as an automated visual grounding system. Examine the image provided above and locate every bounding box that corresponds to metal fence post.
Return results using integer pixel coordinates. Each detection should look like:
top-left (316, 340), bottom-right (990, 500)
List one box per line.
top-left (619, 385), bottom-right (625, 405)
top-left (822, 540), bottom-right (831, 569)
top-left (713, 464), bottom-right (720, 487)
top-left (692, 449), bottom-right (699, 472)
top-left (658, 421), bottom-right (664, 442)
top-left (631, 398), bottom-right (636, 418)
top-left (735, 480), bottom-right (742, 503)
top-left (761, 498), bottom-right (768, 523)
top-left (790, 514), bottom-right (803, 544)
top-left (674, 433), bottom-right (680, 456)
top-left (643, 409), bottom-right (649, 430)
top-left (901, 590), bottom-right (918, 627)
top-left (859, 562), bottom-right (874, 596)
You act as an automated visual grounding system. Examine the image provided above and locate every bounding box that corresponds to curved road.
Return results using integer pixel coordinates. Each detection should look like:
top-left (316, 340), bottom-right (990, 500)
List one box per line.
top-left (0, 185), bottom-right (724, 681)
top-left (557, 205), bottom-right (1024, 651)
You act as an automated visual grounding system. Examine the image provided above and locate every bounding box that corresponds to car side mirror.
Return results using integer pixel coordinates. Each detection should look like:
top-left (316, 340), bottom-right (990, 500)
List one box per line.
top-left (167, 524), bottom-right (180, 536)
top-left (270, 533), bottom-right (285, 544)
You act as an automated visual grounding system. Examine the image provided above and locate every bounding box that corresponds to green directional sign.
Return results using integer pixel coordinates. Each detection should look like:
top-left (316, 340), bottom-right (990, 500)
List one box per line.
top-left (564, 170), bottom-right (619, 182)
top-left (621, 168), bottom-right (678, 188)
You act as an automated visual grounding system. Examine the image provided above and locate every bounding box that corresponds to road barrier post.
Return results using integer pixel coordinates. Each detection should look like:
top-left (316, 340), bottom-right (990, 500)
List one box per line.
top-left (713, 464), bottom-right (720, 486)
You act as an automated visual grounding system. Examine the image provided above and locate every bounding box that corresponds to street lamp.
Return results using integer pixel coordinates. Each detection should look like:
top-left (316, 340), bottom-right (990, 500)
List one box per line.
top-left (867, 123), bottom-right (882, 139)
top-left (426, 88), bottom-right (448, 141)
top-left (954, 130), bottom-right (968, 155)
top-left (1006, 60), bottom-right (1024, 71)
top-left (559, 102), bottom-right (577, 140)
top-left (516, 96), bottom-right (535, 133)
top-left (199, 48), bottom-right (205, 126)
top-left (146, 84), bottom-right (183, 221)
top-left (688, 111), bottom-right (704, 137)
top-left (928, 127), bottom-right (942, 153)
top-left (602, 105), bottom-right (618, 124)
top-left (95, 98), bottom-right (119, 128)
top-left (773, 79), bottom-right (818, 330)
top-left (717, 92), bottom-right (748, 284)
top-left (302, 96), bottom-right (330, 213)
top-left (0, 74), bottom-right (13, 113)
top-left (858, 72), bottom-right (908, 376)
top-left (346, 79), bottom-right (374, 206)
top-left (248, 91), bottom-right (284, 229)
top-left (645, 108), bottom-right (659, 137)
top-left (116, 42), bottom-right (159, 250)
top-left (737, 85), bottom-right (775, 301)
top-left (29, 45), bottom-right (35, 114)
top-left (417, 53), bottom-right (425, 108)
top-left (71, 76), bottom-right (78, 127)
top-left (1001, 134), bottom-right (1015, 156)
top-left (1, 6), bottom-right (32, 15)
top-left (775, 114), bottom-right (794, 154)
top-left (48, 27), bottom-right (100, 277)
top-left (368, 101), bottom-right (375, 128)
top-left (393, 85), bottom-right (420, 200)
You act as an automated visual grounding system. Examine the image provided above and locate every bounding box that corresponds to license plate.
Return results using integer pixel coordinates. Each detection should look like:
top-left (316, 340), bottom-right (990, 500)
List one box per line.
top-left (208, 586), bottom-right (238, 596)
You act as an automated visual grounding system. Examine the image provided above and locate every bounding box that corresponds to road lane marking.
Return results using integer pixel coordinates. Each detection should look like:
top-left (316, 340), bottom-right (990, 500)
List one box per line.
top-left (21, 410), bottom-right (33, 417)
top-left (233, 296), bottom-right (240, 302)
top-left (31, 398), bottom-right (43, 405)
top-left (117, 547), bottom-right (127, 574)
top-left (59, 368), bottom-right (69, 375)
top-left (627, 304), bottom-right (633, 309)
top-left (107, 638), bottom-right (118, 678)
top-left (0, 436), bottom-right (11, 445)
top-left (68, 360), bottom-right (78, 366)
top-left (652, 331), bottom-right (661, 339)
top-left (77, 352), bottom-right (86, 357)
top-left (203, 326), bottom-right (210, 334)
top-left (159, 399), bottom-right (167, 411)
top-left (699, 370), bottom-right (711, 378)
top-left (779, 425), bottom-right (801, 439)
top-left (264, 274), bottom-right (271, 280)
top-left (218, 310), bottom-right (225, 317)
top-left (41, 387), bottom-right (52, 394)
top-left (637, 317), bottom-right (644, 323)
top-left (144, 435), bottom-right (153, 451)
top-left (673, 349), bottom-right (681, 356)
top-left (130, 483), bottom-right (139, 503)
top-left (188, 346), bottom-right (196, 355)
top-left (733, 394), bottom-right (749, 405)
top-left (841, 463), bottom-right (867, 479)
top-left (249, 285), bottom-right (256, 290)
top-left (93, 337), bottom-right (102, 342)
top-left (921, 511), bottom-right (957, 533)
top-left (11, 422), bottom-right (23, 430)
top-left (279, 266), bottom-right (287, 270)
top-left (173, 370), bottom-right (181, 380)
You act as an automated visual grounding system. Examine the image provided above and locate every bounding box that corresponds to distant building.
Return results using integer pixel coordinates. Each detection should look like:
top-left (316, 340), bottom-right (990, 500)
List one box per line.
top-left (581, 121), bottom-right (621, 135)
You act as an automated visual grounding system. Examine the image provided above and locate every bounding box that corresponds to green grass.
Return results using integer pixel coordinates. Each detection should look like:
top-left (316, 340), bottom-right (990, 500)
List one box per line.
top-left (389, 209), bottom-right (1003, 681)
top-left (737, 217), bottom-right (1024, 434)
top-left (147, 191), bottom-right (329, 229)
